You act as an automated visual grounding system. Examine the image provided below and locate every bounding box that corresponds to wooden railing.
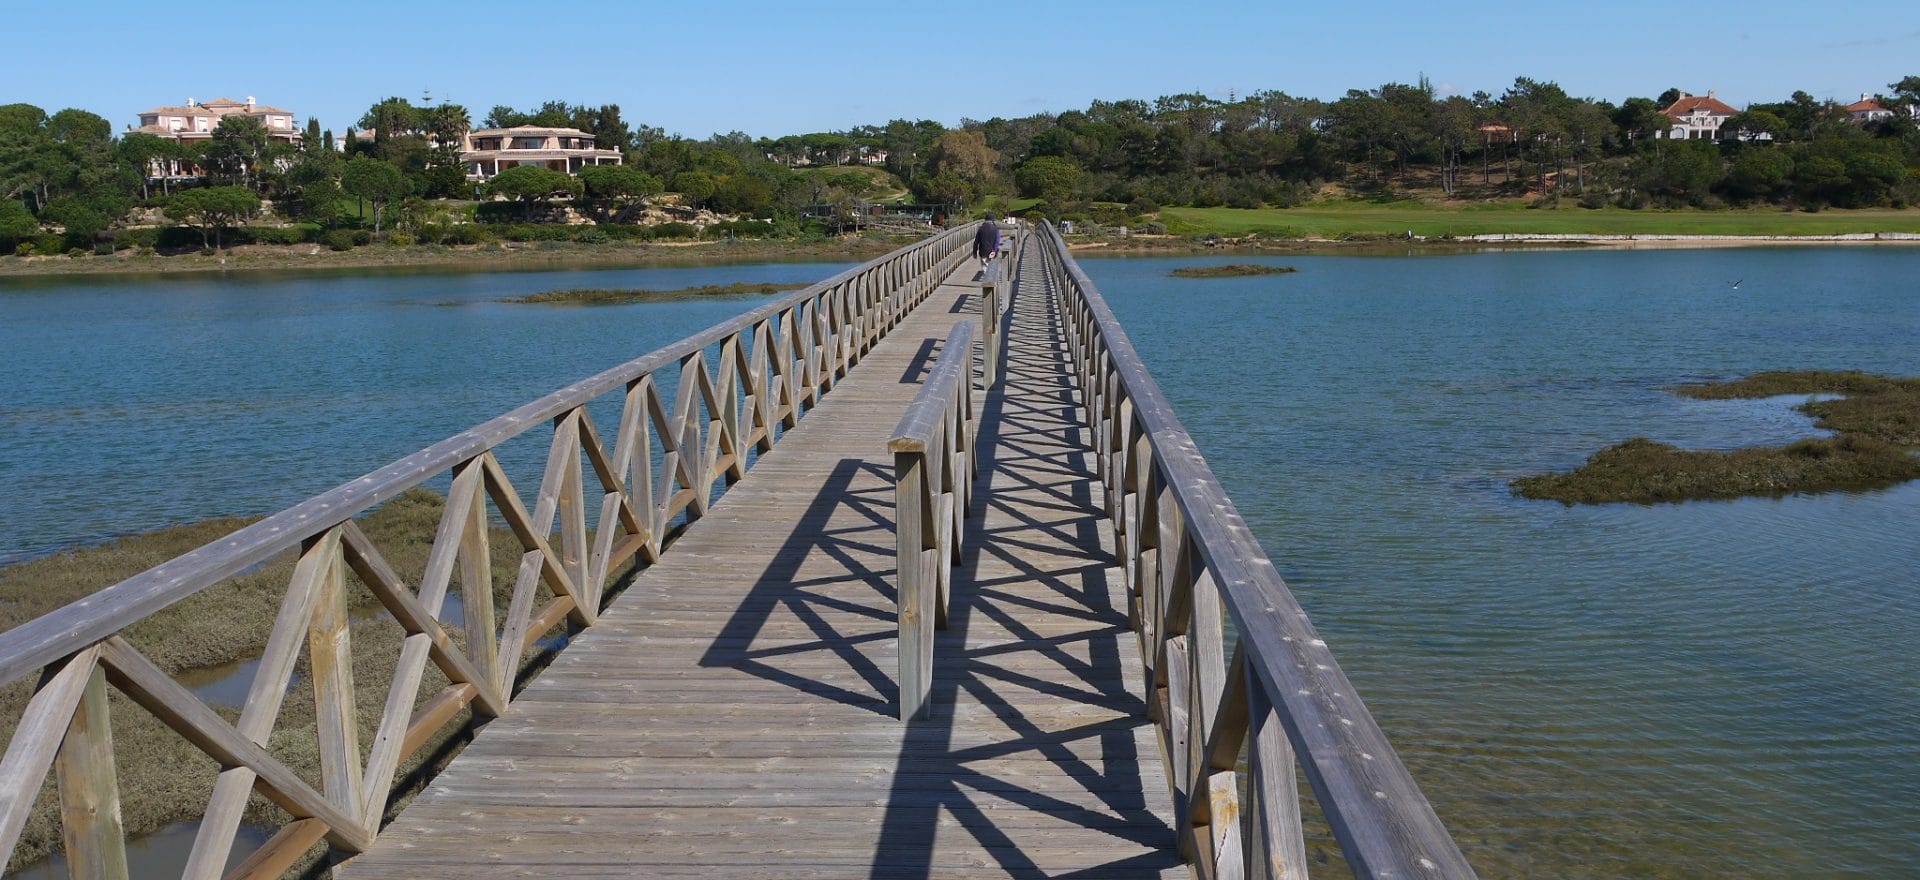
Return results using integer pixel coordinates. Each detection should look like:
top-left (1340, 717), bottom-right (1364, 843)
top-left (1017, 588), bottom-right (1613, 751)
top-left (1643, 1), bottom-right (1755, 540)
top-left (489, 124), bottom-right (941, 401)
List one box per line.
top-left (887, 321), bottom-right (980, 722)
top-left (1032, 222), bottom-right (1477, 879)
top-left (0, 223), bottom-right (979, 879)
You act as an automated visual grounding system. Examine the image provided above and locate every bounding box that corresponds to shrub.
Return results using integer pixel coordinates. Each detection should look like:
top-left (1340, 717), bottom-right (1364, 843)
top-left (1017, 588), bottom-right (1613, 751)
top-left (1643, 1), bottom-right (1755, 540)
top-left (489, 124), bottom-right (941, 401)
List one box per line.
top-left (1126, 197), bottom-right (1160, 216)
top-left (13, 242), bottom-right (34, 256)
top-left (246, 226), bottom-right (310, 246)
top-left (572, 227), bottom-right (608, 244)
top-left (649, 222), bottom-right (698, 240)
top-left (34, 234), bottom-right (68, 255)
top-left (324, 229), bottom-right (358, 251)
top-left (385, 232), bottom-right (415, 247)
top-left (443, 225), bottom-right (495, 246)
top-left (66, 248), bottom-right (87, 258)
top-left (474, 201), bottom-right (519, 224)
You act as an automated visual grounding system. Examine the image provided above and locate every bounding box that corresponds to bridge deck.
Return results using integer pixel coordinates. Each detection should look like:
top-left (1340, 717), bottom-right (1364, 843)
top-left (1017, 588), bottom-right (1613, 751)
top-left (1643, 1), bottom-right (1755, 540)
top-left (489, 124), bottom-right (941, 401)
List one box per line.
top-left (338, 253), bottom-right (1181, 877)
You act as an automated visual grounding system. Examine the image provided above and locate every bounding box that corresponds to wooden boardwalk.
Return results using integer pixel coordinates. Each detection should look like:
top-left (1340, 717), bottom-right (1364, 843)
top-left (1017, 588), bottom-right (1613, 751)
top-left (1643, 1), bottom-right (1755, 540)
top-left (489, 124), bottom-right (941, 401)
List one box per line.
top-left (336, 250), bottom-right (1182, 877)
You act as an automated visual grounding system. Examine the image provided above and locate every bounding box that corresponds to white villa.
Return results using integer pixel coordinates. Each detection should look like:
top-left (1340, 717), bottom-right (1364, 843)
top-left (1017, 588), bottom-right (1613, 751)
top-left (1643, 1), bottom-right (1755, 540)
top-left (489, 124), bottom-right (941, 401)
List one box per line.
top-left (1657, 91), bottom-right (1739, 140)
top-left (460, 126), bottom-right (623, 180)
top-left (127, 96), bottom-right (301, 179)
top-left (1844, 94), bottom-right (1895, 123)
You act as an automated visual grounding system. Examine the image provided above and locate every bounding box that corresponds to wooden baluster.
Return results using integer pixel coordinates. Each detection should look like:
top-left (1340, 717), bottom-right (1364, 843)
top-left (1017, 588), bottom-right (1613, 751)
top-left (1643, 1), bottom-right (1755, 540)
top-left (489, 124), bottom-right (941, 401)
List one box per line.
top-left (183, 529), bottom-right (337, 878)
top-left (1247, 673), bottom-right (1309, 879)
top-left (555, 411), bottom-right (591, 612)
top-left (0, 647), bottom-right (104, 867)
top-left (307, 535), bottom-right (364, 818)
top-left (457, 467), bottom-right (500, 702)
top-left (54, 660), bottom-right (127, 880)
top-left (672, 352), bottom-right (708, 520)
top-left (1129, 430), bottom-right (1158, 635)
top-left (895, 447), bottom-right (931, 722)
top-left (1185, 571), bottom-right (1245, 879)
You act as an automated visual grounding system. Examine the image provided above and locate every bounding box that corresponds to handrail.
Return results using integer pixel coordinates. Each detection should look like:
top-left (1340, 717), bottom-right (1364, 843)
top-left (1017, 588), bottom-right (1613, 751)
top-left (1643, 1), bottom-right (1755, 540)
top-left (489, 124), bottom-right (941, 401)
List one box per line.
top-left (888, 320), bottom-right (979, 721)
top-left (1032, 222), bottom-right (1476, 879)
top-left (0, 223), bottom-right (979, 877)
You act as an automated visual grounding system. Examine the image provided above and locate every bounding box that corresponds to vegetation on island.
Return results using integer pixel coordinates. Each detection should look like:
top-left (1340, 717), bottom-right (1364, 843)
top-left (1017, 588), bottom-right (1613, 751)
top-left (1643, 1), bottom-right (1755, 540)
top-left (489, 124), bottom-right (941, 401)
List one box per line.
top-left (0, 489), bottom-right (596, 874)
top-left (1169, 263), bottom-right (1297, 278)
top-left (1513, 371), bottom-right (1920, 504)
top-left (505, 281), bottom-right (804, 305)
top-left (7, 75), bottom-right (1920, 271)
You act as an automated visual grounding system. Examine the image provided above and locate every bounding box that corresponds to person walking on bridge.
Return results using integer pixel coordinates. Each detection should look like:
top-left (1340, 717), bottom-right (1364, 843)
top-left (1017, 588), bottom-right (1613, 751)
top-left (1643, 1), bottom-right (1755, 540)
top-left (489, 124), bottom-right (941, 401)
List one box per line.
top-left (974, 214), bottom-right (1000, 270)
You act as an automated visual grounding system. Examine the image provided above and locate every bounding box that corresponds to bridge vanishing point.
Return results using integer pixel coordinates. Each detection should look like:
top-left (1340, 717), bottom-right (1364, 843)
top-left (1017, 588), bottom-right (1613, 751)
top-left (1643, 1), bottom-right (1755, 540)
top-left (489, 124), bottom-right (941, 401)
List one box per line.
top-left (0, 223), bottom-right (1476, 878)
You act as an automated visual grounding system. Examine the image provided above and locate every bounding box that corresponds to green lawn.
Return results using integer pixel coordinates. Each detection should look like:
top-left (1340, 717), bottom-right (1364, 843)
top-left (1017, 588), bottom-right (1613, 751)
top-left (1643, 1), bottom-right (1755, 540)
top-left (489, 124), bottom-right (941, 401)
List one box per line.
top-left (1158, 202), bottom-right (1920, 238)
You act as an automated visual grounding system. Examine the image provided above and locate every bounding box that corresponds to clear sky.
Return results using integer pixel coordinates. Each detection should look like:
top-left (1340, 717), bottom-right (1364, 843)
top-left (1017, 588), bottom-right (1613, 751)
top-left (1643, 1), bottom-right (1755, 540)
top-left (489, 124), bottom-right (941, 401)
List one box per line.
top-left (13, 0), bottom-right (1918, 137)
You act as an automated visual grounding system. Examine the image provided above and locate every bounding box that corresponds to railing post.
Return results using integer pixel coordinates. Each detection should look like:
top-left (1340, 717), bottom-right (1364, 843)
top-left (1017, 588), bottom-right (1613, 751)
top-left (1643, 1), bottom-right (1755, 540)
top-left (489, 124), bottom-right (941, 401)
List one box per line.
top-left (54, 661), bottom-right (128, 880)
top-left (895, 449), bottom-right (931, 722)
top-left (982, 272), bottom-right (1000, 386)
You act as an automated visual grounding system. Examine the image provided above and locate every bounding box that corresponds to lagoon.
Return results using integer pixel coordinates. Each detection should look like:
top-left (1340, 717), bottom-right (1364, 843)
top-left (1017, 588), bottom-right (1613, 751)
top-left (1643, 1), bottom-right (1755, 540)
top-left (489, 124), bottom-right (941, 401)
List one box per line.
top-left (2, 247), bottom-right (1917, 877)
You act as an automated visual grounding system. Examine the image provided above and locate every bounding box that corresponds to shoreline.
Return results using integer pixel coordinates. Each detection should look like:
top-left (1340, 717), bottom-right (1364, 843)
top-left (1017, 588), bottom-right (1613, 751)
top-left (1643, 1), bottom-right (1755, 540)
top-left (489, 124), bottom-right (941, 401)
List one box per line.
top-left (0, 236), bottom-right (907, 281)
top-left (1069, 231), bottom-right (1920, 257)
top-left (5, 228), bottom-right (1918, 282)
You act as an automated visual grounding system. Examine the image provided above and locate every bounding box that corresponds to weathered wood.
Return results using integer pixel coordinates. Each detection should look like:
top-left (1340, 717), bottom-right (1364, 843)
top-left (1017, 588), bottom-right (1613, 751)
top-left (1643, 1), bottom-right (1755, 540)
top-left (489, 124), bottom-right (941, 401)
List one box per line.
top-left (1036, 221), bottom-right (1474, 879)
top-left (0, 224), bottom-right (982, 690)
top-left (222, 818), bottom-right (327, 880)
top-left (95, 637), bottom-right (374, 852)
top-left (307, 533), bottom-right (365, 818)
top-left (53, 662), bottom-right (127, 880)
top-left (334, 245), bottom-right (1174, 878)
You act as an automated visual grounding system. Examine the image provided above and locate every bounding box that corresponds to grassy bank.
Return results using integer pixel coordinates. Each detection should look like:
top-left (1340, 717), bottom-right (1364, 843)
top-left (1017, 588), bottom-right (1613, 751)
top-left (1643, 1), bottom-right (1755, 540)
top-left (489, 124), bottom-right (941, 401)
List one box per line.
top-left (1158, 202), bottom-right (1920, 239)
top-left (1168, 263), bottom-right (1297, 278)
top-left (1514, 371), bottom-right (1920, 504)
top-left (0, 235), bottom-right (906, 280)
top-left (0, 490), bottom-right (581, 873)
top-left (506, 281), bottom-right (805, 305)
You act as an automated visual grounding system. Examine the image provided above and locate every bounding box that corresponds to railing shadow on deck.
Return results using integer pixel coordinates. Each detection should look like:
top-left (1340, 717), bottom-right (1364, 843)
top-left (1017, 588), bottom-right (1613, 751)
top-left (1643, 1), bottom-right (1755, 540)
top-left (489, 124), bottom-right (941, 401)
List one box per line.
top-left (871, 279), bottom-right (1180, 878)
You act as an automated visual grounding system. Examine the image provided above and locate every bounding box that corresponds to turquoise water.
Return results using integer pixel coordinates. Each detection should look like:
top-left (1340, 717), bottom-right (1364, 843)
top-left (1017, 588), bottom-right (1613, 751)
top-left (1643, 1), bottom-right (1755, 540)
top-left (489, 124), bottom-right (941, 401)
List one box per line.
top-left (1, 249), bottom-right (1915, 877)
top-left (1080, 248), bottom-right (1920, 879)
top-left (0, 262), bottom-right (849, 565)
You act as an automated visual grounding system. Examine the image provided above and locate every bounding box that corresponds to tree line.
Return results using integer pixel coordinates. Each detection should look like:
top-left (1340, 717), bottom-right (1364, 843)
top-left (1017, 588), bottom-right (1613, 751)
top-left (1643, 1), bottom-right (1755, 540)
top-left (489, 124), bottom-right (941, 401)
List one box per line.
top-left (5, 76), bottom-right (1919, 254)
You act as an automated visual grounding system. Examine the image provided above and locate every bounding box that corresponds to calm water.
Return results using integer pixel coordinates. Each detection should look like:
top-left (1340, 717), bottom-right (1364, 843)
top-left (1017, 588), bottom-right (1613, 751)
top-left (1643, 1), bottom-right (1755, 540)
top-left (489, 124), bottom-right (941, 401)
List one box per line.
top-left (1081, 248), bottom-right (1919, 879)
top-left (1, 249), bottom-right (1916, 877)
top-left (0, 261), bottom-right (850, 565)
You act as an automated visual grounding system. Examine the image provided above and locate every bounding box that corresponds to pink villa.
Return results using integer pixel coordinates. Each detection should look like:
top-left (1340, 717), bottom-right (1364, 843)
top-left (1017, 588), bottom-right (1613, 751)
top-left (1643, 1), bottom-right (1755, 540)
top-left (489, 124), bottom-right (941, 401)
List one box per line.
top-left (460, 126), bottom-right (623, 180)
top-left (127, 96), bottom-right (301, 179)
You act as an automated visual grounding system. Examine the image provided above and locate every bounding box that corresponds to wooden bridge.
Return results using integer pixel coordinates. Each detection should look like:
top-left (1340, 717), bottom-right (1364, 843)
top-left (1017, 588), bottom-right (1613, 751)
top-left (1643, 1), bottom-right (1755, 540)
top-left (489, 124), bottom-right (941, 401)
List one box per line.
top-left (0, 224), bottom-right (1476, 878)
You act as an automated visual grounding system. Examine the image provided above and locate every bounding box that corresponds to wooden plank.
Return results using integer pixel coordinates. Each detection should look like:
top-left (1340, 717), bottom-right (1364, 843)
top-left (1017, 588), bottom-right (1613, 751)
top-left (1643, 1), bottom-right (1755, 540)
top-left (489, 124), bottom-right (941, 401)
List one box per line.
top-left (335, 244), bottom-right (1177, 879)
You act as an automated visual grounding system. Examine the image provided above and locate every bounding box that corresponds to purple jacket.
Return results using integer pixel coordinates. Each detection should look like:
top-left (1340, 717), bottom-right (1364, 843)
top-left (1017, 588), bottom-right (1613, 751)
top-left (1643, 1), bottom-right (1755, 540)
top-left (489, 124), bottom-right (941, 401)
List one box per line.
top-left (973, 221), bottom-right (1000, 259)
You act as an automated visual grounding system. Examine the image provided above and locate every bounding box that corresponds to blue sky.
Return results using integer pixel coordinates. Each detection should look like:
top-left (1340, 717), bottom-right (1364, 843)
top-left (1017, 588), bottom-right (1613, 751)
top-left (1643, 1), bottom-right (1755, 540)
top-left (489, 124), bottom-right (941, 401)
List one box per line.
top-left (14, 0), bottom-right (1919, 137)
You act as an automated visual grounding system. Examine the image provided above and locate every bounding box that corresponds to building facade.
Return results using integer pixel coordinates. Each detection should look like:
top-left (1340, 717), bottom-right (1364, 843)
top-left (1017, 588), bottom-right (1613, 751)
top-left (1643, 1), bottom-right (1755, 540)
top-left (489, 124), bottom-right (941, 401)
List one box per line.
top-left (459, 126), bottom-right (623, 180)
top-left (127, 97), bottom-right (301, 179)
top-left (1844, 94), bottom-right (1895, 123)
top-left (1658, 91), bottom-right (1739, 140)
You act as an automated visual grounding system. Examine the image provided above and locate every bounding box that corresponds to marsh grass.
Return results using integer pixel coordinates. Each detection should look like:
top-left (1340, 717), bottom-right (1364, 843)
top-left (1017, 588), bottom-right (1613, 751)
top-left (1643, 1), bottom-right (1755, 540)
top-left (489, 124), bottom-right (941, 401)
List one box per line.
top-left (505, 281), bottom-right (803, 305)
top-left (1516, 371), bottom-right (1920, 504)
top-left (0, 488), bottom-right (602, 873)
top-left (1168, 264), bottom-right (1297, 278)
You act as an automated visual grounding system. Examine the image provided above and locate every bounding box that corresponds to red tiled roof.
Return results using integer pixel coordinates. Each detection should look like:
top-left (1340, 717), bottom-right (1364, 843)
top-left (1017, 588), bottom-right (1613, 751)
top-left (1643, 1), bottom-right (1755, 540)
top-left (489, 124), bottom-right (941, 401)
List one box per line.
top-left (1662, 94), bottom-right (1737, 118)
top-left (1845, 98), bottom-right (1888, 113)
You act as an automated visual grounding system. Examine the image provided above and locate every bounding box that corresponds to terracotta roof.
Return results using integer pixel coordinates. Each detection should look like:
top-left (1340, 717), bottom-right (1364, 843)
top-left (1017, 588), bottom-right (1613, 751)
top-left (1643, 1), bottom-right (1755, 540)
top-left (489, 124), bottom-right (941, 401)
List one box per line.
top-left (1661, 94), bottom-right (1737, 117)
top-left (138, 105), bottom-right (218, 117)
top-left (470, 125), bottom-right (597, 138)
top-left (1845, 98), bottom-right (1888, 113)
